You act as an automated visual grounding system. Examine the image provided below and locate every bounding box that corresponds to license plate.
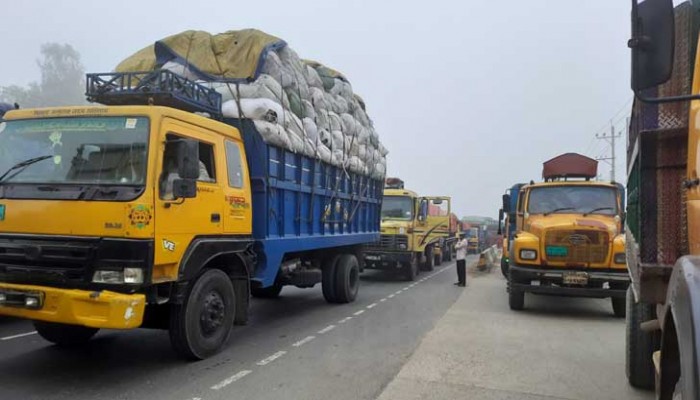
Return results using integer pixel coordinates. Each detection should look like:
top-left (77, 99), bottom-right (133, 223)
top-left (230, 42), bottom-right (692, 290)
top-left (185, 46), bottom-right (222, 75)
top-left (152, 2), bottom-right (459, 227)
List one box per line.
top-left (546, 246), bottom-right (568, 257)
top-left (365, 255), bottom-right (380, 261)
top-left (562, 271), bottom-right (589, 285)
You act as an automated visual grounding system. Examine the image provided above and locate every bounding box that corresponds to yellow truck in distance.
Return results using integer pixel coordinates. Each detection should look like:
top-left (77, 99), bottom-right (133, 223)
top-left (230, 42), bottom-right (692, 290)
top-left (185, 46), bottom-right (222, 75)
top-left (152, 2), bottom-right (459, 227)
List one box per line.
top-left (500, 153), bottom-right (628, 316)
top-left (363, 178), bottom-right (453, 280)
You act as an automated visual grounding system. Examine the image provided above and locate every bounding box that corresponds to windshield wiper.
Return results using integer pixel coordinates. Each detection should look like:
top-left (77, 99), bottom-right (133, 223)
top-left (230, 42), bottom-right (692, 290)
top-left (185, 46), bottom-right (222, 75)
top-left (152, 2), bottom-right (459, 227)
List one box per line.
top-left (543, 207), bottom-right (575, 216)
top-left (0, 155), bottom-right (53, 183)
top-left (583, 207), bottom-right (614, 217)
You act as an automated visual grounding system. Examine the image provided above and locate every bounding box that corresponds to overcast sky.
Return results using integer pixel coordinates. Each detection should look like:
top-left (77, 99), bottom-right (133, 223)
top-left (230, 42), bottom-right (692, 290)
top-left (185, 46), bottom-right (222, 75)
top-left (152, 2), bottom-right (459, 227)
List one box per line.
top-left (1, 0), bottom-right (631, 218)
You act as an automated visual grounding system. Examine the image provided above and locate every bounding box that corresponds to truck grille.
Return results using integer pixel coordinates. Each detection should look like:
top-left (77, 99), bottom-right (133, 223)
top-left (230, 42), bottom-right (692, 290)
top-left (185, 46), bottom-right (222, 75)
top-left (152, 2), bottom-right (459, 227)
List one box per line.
top-left (544, 230), bottom-right (610, 264)
top-left (0, 237), bottom-right (96, 285)
top-left (369, 234), bottom-right (409, 250)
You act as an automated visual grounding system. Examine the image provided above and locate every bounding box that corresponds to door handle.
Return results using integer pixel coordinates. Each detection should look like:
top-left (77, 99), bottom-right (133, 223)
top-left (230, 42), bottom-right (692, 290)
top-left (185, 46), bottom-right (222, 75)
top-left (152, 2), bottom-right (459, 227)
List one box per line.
top-left (211, 213), bottom-right (221, 223)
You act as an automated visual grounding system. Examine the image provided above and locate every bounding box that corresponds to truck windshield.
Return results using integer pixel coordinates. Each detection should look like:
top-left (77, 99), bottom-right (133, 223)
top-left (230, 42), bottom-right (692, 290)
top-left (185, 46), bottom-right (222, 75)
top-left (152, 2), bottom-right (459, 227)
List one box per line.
top-left (0, 116), bottom-right (149, 200)
top-left (527, 185), bottom-right (618, 216)
top-left (381, 196), bottom-right (414, 220)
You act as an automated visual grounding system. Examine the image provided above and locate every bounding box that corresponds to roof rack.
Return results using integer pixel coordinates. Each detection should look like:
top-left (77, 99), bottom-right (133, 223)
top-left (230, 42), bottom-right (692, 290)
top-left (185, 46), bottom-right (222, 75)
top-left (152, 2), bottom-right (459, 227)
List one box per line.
top-left (85, 70), bottom-right (222, 119)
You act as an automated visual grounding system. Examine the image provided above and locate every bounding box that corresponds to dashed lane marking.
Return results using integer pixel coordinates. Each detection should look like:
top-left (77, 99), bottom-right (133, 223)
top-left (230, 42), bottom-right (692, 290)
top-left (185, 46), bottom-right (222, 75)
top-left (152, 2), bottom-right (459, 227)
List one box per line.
top-left (338, 316), bottom-right (353, 323)
top-left (367, 303), bottom-right (377, 309)
top-left (1, 331), bottom-right (37, 341)
top-left (256, 351), bottom-right (287, 366)
top-left (317, 325), bottom-right (336, 334)
top-left (380, 298), bottom-right (387, 302)
top-left (292, 336), bottom-right (315, 347)
top-left (211, 370), bottom-right (252, 390)
top-left (353, 309), bottom-right (365, 316)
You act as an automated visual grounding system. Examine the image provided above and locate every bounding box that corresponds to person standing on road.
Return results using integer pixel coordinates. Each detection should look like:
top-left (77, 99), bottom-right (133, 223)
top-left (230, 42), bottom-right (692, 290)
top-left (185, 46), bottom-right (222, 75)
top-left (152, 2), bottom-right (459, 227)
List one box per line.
top-left (454, 234), bottom-right (468, 287)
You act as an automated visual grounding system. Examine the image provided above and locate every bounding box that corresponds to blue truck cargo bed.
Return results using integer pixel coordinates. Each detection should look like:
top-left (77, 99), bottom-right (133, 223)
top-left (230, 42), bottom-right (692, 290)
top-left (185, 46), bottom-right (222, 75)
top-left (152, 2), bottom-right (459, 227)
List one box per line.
top-left (226, 119), bottom-right (383, 287)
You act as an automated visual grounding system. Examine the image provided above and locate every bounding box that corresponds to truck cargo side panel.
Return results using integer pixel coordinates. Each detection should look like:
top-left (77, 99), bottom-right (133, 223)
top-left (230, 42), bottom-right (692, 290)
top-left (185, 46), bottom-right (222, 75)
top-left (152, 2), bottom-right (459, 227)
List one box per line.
top-left (229, 119), bottom-right (382, 287)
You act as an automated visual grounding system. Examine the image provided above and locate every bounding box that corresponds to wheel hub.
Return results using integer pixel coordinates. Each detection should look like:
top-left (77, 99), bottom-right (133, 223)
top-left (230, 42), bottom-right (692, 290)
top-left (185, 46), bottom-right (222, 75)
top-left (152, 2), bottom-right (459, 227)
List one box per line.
top-left (200, 291), bottom-right (225, 336)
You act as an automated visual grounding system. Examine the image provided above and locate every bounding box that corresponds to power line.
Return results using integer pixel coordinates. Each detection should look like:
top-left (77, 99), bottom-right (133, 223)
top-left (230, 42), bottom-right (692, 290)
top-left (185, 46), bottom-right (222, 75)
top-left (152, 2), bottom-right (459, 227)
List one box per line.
top-left (595, 120), bottom-right (626, 182)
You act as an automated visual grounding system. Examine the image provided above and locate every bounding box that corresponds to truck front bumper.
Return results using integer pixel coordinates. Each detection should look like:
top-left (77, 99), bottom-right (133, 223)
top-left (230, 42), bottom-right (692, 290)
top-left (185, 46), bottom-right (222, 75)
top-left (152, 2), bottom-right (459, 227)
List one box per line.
top-left (510, 265), bottom-right (629, 299)
top-left (0, 283), bottom-right (145, 329)
top-left (363, 251), bottom-right (413, 268)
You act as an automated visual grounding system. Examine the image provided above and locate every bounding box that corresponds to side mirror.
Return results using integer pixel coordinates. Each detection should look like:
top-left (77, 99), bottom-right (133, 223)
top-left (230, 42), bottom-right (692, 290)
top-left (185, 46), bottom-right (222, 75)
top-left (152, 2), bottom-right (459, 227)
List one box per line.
top-left (497, 209), bottom-right (504, 235)
top-left (417, 199), bottom-right (428, 222)
top-left (630, 0), bottom-right (674, 91)
top-left (502, 194), bottom-right (511, 213)
top-left (175, 138), bottom-right (200, 180)
top-left (172, 178), bottom-right (197, 199)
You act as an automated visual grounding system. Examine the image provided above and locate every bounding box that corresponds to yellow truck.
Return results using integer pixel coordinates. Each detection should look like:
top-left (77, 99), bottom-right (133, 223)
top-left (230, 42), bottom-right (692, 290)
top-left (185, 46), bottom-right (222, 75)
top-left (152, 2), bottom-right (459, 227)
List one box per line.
top-left (499, 153), bottom-right (628, 316)
top-left (363, 178), bottom-right (453, 280)
top-left (0, 70), bottom-right (384, 359)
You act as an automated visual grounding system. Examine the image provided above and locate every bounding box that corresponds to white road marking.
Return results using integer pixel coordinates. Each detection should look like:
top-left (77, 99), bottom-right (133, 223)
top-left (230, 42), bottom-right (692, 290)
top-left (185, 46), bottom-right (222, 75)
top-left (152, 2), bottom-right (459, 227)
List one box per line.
top-left (367, 303), bottom-right (377, 309)
top-left (353, 309), bottom-right (365, 316)
top-left (380, 298), bottom-right (387, 302)
top-left (388, 293), bottom-right (395, 298)
top-left (402, 286), bottom-right (410, 290)
top-left (1, 331), bottom-right (37, 341)
top-left (211, 370), bottom-right (252, 390)
top-left (318, 325), bottom-right (336, 334)
top-left (394, 290), bottom-right (402, 295)
top-left (256, 351), bottom-right (287, 366)
top-left (338, 316), bottom-right (353, 323)
top-left (292, 336), bottom-right (316, 347)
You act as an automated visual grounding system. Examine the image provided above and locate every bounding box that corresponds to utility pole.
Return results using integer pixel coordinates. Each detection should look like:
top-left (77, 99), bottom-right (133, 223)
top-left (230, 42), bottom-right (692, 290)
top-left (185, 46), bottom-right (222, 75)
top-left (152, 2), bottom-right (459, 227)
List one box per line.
top-left (596, 122), bottom-right (623, 181)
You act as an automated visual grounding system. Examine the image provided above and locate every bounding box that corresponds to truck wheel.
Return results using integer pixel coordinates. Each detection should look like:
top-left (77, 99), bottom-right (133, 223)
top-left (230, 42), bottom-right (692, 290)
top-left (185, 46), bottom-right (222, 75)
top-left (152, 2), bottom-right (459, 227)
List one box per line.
top-left (404, 259), bottom-right (418, 281)
top-left (322, 255), bottom-right (341, 303)
top-left (333, 254), bottom-right (360, 303)
top-left (508, 271), bottom-right (525, 311)
top-left (500, 257), bottom-right (509, 278)
top-left (423, 249), bottom-right (434, 272)
top-left (612, 297), bottom-right (626, 318)
top-left (34, 321), bottom-right (99, 346)
top-left (626, 286), bottom-right (658, 389)
top-left (170, 269), bottom-right (236, 360)
top-left (251, 283), bottom-right (283, 299)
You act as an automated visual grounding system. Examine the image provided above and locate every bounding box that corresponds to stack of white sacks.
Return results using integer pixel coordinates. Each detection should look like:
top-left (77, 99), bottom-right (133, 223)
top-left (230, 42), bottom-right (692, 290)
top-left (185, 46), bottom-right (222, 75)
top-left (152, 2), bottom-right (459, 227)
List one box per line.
top-left (165, 46), bottom-right (387, 180)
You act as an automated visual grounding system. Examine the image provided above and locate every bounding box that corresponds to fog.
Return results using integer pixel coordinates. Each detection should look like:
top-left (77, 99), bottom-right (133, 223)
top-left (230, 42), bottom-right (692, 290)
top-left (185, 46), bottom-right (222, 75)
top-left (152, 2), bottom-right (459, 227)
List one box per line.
top-left (0, 0), bottom-right (631, 218)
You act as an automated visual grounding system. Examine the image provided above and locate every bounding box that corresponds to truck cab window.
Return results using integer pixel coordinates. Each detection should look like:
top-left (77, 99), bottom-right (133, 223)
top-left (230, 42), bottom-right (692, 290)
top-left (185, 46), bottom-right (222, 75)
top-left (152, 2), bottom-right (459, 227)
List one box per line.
top-left (198, 142), bottom-right (216, 183)
top-left (159, 135), bottom-right (216, 200)
top-left (225, 140), bottom-right (244, 188)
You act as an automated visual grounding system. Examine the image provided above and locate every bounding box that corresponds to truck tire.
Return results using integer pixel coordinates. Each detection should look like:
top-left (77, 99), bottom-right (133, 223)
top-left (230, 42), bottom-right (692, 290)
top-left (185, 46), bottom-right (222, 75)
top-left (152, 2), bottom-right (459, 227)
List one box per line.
top-left (404, 259), bottom-right (418, 281)
top-left (500, 257), bottom-right (509, 278)
top-left (333, 254), bottom-right (360, 303)
top-left (612, 296), bottom-right (626, 318)
top-left (251, 283), bottom-right (283, 299)
top-left (34, 321), bottom-right (99, 346)
top-left (322, 255), bottom-right (341, 303)
top-left (423, 248), bottom-right (434, 272)
top-left (626, 286), bottom-right (658, 390)
top-left (170, 269), bottom-right (236, 360)
top-left (508, 271), bottom-right (525, 311)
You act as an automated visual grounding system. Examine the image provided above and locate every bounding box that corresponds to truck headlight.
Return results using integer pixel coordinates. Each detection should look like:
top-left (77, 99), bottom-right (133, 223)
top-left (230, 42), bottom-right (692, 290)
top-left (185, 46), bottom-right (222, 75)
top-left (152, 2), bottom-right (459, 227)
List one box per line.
top-left (519, 249), bottom-right (537, 260)
top-left (614, 253), bottom-right (626, 264)
top-left (93, 268), bottom-right (144, 284)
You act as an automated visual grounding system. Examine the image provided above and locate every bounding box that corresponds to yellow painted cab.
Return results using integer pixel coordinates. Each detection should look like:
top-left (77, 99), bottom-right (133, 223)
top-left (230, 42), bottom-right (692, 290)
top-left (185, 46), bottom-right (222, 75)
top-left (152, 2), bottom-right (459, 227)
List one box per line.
top-left (499, 153), bottom-right (628, 316)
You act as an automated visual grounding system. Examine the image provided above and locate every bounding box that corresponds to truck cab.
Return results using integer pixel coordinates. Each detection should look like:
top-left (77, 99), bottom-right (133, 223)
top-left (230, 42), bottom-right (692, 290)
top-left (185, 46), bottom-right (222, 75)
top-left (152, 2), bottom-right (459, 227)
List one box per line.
top-left (501, 153), bottom-right (628, 316)
top-left (364, 178), bottom-right (452, 280)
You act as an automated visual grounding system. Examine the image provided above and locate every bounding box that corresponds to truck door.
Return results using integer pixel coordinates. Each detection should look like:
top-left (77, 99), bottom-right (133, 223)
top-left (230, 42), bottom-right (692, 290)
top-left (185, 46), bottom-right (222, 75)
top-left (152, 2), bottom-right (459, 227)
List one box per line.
top-left (419, 196), bottom-right (451, 246)
top-left (222, 138), bottom-right (252, 234)
top-left (154, 119), bottom-right (224, 277)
